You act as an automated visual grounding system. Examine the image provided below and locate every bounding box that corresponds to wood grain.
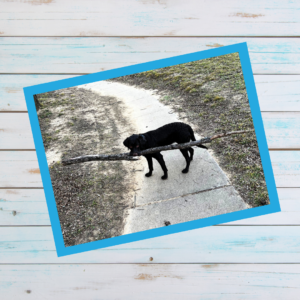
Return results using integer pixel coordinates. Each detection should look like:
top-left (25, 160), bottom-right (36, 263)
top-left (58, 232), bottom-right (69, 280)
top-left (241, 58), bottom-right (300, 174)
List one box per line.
top-left (1, 264), bottom-right (300, 300)
top-left (263, 112), bottom-right (300, 149)
top-left (0, 152), bottom-right (42, 187)
top-left (271, 151), bottom-right (300, 187)
top-left (255, 75), bottom-right (300, 112)
top-left (1, 38), bottom-right (300, 74)
top-left (0, 113), bottom-right (34, 149)
top-left (0, 189), bottom-right (49, 225)
top-left (1, 226), bottom-right (300, 263)
top-left (0, 0), bottom-right (299, 36)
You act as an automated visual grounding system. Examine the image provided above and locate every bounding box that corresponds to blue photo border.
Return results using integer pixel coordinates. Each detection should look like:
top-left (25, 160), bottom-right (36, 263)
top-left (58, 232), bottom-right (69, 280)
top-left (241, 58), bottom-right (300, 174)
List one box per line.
top-left (24, 42), bottom-right (281, 257)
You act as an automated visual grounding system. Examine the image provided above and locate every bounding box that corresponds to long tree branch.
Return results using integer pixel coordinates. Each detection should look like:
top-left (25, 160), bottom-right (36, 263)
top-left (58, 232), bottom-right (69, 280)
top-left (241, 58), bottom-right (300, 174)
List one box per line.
top-left (61, 153), bottom-right (139, 166)
top-left (61, 130), bottom-right (253, 166)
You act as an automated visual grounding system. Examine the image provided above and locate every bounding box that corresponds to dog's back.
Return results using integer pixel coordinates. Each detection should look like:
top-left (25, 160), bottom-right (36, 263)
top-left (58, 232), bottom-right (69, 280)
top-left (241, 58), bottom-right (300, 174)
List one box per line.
top-left (145, 122), bottom-right (194, 146)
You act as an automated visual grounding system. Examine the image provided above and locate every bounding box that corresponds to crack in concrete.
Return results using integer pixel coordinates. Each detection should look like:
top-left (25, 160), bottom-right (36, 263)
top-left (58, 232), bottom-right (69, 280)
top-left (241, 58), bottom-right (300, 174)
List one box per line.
top-left (134, 184), bottom-right (232, 209)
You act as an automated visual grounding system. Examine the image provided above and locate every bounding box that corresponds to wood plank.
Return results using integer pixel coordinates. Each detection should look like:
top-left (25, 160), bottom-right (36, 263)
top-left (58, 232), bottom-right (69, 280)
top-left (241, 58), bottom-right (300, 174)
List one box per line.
top-left (1, 264), bottom-right (300, 300)
top-left (255, 75), bottom-right (300, 112)
top-left (0, 113), bottom-right (34, 149)
top-left (0, 188), bottom-right (298, 226)
top-left (0, 75), bottom-right (71, 111)
top-left (0, 189), bottom-right (49, 225)
top-left (263, 112), bottom-right (300, 149)
top-left (0, 151), bottom-right (298, 187)
top-left (1, 38), bottom-right (300, 74)
top-left (0, 0), bottom-right (299, 36)
top-left (1, 226), bottom-right (300, 263)
top-left (0, 152), bottom-right (42, 188)
top-left (3, 112), bottom-right (300, 149)
top-left (271, 151), bottom-right (300, 188)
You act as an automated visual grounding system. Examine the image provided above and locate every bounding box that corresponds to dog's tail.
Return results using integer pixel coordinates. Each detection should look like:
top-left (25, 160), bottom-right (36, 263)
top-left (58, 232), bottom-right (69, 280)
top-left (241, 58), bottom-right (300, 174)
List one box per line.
top-left (188, 125), bottom-right (208, 150)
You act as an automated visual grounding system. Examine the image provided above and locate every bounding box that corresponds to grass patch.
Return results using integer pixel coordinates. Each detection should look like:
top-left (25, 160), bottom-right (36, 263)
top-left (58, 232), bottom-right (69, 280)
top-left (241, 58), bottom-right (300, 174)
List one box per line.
top-left (113, 52), bottom-right (269, 207)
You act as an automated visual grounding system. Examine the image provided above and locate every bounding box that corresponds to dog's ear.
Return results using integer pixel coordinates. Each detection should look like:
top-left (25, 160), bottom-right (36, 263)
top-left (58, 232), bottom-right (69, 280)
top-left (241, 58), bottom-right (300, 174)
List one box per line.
top-left (139, 134), bottom-right (147, 145)
top-left (123, 138), bottom-right (129, 148)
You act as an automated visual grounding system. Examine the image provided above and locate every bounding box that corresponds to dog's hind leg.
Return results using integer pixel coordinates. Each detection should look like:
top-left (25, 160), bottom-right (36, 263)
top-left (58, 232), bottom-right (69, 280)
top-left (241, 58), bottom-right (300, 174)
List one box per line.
top-left (180, 149), bottom-right (191, 173)
top-left (145, 155), bottom-right (153, 177)
top-left (188, 147), bottom-right (194, 161)
top-left (153, 153), bottom-right (168, 180)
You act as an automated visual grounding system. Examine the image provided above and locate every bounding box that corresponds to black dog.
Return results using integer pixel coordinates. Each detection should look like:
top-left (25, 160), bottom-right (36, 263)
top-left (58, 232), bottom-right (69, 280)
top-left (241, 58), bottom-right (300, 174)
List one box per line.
top-left (123, 122), bottom-right (207, 180)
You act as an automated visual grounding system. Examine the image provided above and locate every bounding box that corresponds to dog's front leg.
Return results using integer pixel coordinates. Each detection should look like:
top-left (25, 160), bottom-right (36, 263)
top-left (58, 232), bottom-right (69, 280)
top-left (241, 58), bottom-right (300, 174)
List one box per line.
top-left (145, 155), bottom-right (153, 177)
top-left (153, 153), bottom-right (168, 180)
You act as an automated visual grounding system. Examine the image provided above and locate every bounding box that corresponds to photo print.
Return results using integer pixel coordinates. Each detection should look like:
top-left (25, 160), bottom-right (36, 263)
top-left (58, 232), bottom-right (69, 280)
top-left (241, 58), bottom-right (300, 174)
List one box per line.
top-left (24, 43), bottom-right (280, 256)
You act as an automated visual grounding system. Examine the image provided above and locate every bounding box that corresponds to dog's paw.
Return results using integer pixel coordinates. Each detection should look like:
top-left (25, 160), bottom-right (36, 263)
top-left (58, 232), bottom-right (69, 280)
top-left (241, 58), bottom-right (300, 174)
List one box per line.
top-left (145, 172), bottom-right (152, 177)
top-left (161, 175), bottom-right (168, 180)
top-left (182, 169), bottom-right (189, 174)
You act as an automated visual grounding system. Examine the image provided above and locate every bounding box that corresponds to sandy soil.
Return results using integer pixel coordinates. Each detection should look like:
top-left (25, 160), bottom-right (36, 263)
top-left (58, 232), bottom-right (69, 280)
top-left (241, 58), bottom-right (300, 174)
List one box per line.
top-left (36, 86), bottom-right (143, 246)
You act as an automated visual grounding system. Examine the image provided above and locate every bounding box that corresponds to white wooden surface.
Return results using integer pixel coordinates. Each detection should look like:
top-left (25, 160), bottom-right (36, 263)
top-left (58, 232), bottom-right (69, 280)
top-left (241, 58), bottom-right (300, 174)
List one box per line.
top-left (0, 0), bottom-right (300, 298)
top-left (1, 265), bottom-right (299, 300)
top-left (0, 0), bottom-right (299, 36)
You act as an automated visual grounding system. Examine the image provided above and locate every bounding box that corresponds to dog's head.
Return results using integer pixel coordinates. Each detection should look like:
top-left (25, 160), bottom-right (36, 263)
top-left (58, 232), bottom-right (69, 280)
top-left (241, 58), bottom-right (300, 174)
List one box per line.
top-left (123, 134), bottom-right (147, 156)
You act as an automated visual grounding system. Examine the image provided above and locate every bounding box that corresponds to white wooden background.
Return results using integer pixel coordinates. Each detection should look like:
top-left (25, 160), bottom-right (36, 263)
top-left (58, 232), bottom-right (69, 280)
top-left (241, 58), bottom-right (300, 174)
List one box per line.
top-left (1, 0), bottom-right (300, 298)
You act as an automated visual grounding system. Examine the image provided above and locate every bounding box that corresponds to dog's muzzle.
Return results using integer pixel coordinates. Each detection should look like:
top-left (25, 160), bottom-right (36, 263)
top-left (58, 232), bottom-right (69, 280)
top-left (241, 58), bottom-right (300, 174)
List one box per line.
top-left (130, 149), bottom-right (141, 156)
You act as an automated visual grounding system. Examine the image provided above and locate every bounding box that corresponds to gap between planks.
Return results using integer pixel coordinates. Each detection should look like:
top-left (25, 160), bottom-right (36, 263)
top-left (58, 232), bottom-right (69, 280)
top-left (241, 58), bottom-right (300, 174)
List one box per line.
top-left (1, 263), bottom-right (300, 265)
top-left (3, 36), bottom-right (300, 38)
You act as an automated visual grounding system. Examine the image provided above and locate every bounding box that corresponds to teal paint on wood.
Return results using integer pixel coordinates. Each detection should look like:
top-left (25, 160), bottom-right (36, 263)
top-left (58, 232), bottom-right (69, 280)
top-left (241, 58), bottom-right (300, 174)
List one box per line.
top-left (270, 151), bottom-right (300, 187)
top-left (0, 189), bottom-right (49, 225)
top-left (1, 38), bottom-right (300, 74)
top-left (262, 112), bottom-right (300, 148)
top-left (0, 226), bottom-right (300, 263)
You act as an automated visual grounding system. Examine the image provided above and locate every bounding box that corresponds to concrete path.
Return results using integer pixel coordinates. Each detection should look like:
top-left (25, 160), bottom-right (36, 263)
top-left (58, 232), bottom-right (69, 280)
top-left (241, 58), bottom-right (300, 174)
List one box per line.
top-left (79, 81), bottom-right (248, 234)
